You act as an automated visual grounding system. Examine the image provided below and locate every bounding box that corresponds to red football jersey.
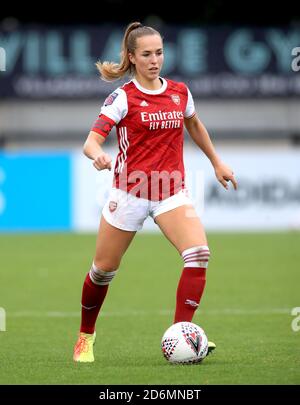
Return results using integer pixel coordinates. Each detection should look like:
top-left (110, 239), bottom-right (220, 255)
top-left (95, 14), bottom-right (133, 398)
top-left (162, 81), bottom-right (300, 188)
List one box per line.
top-left (92, 77), bottom-right (195, 201)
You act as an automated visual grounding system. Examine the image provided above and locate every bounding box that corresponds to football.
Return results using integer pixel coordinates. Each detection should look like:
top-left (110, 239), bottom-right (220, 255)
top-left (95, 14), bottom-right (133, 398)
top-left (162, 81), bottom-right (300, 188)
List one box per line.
top-left (161, 322), bottom-right (208, 364)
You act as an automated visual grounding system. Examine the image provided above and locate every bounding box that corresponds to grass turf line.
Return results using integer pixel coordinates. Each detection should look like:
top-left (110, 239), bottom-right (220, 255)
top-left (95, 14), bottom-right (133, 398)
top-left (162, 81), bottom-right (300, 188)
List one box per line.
top-left (0, 232), bottom-right (299, 384)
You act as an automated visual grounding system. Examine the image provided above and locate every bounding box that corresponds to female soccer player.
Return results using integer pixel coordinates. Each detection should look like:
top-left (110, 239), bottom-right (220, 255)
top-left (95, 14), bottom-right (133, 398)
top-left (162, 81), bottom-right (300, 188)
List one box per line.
top-left (73, 22), bottom-right (237, 362)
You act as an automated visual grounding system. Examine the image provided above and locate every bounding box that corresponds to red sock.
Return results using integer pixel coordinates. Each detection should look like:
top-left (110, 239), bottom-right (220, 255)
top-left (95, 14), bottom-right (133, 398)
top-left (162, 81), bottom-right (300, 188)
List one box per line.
top-left (80, 273), bottom-right (109, 334)
top-left (174, 267), bottom-right (206, 323)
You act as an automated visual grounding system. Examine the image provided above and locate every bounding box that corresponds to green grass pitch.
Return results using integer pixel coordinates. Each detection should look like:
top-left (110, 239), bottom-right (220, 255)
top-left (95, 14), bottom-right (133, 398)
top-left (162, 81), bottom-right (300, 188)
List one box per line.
top-left (0, 232), bottom-right (299, 385)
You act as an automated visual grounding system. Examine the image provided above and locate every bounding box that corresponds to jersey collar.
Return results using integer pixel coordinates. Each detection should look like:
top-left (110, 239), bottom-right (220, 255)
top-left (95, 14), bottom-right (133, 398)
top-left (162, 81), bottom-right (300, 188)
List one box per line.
top-left (132, 77), bottom-right (167, 95)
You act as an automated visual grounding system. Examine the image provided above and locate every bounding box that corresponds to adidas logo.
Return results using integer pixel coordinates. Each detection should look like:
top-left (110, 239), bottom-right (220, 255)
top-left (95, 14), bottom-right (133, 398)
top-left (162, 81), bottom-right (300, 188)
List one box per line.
top-left (185, 299), bottom-right (199, 308)
top-left (140, 100), bottom-right (149, 107)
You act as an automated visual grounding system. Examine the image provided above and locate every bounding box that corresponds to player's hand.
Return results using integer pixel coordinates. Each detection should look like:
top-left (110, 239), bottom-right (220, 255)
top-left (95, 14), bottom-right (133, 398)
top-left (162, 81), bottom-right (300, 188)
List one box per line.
top-left (93, 153), bottom-right (112, 171)
top-left (214, 162), bottom-right (237, 190)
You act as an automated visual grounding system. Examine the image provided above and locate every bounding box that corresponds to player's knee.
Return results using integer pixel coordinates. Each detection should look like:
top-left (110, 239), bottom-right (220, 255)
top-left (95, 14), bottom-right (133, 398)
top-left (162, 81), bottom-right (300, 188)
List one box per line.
top-left (181, 245), bottom-right (210, 269)
top-left (89, 261), bottom-right (118, 285)
top-left (93, 257), bottom-right (120, 273)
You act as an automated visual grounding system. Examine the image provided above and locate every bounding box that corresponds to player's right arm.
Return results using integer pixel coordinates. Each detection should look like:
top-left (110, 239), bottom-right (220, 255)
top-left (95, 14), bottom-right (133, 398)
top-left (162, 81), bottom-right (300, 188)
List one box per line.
top-left (83, 129), bottom-right (113, 171)
top-left (84, 88), bottom-right (127, 171)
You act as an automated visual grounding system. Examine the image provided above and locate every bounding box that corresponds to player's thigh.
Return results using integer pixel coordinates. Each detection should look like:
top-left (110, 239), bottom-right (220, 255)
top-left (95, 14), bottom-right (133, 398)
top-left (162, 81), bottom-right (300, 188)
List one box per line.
top-left (94, 215), bottom-right (136, 271)
top-left (154, 205), bottom-right (207, 254)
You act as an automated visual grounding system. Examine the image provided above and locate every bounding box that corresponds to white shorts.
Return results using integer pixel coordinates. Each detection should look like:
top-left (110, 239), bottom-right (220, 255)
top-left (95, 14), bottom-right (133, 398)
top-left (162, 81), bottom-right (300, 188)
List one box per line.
top-left (102, 187), bottom-right (193, 232)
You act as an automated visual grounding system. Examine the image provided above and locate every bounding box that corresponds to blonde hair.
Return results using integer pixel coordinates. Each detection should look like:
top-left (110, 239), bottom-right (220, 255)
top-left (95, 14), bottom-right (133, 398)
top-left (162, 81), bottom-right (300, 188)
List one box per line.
top-left (96, 22), bottom-right (161, 82)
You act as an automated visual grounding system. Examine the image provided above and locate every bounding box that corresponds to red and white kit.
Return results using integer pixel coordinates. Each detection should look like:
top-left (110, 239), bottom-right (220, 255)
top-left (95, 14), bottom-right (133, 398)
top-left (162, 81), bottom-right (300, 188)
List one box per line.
top-left (91, 77), bottom-right (196, 231)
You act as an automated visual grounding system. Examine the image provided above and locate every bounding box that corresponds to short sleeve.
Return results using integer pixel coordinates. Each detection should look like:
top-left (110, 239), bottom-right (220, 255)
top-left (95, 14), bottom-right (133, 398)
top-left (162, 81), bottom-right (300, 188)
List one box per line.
top-left (100, 88), bottom-right (128, 124)
top-left (184, 87), bottom-right (196, 119)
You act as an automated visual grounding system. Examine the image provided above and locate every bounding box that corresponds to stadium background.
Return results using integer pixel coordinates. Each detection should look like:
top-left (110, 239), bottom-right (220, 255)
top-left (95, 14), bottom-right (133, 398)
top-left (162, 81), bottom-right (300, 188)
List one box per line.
top-left (0, 0), bottom-right (299, 386)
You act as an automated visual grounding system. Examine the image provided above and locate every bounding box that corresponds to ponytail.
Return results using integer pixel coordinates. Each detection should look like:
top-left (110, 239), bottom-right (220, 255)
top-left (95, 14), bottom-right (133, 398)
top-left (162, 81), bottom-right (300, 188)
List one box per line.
top-left (96, 22), bottom-right (161, 82)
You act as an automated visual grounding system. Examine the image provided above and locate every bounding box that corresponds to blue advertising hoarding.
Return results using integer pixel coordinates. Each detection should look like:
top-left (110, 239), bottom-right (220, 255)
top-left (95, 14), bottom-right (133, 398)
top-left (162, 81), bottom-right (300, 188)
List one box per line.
top-left (0, 152), bottom-right (71, 231)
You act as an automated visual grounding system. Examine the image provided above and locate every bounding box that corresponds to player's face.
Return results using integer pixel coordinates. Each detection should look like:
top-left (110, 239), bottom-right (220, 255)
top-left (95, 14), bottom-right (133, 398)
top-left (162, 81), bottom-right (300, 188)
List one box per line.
top-left (130, 35), bottom-right (164, 82)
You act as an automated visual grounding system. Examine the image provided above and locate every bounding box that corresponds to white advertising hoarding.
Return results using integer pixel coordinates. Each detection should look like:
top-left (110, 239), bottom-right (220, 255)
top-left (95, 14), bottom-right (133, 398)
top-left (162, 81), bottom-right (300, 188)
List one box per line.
top-left (73, 147), bottom-right (300, 232)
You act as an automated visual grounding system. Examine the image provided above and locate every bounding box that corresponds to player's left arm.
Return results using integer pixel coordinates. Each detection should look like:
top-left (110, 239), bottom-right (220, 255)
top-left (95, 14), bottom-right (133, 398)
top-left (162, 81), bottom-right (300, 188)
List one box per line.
top-left (184, 114), bottom-right (238, 190)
